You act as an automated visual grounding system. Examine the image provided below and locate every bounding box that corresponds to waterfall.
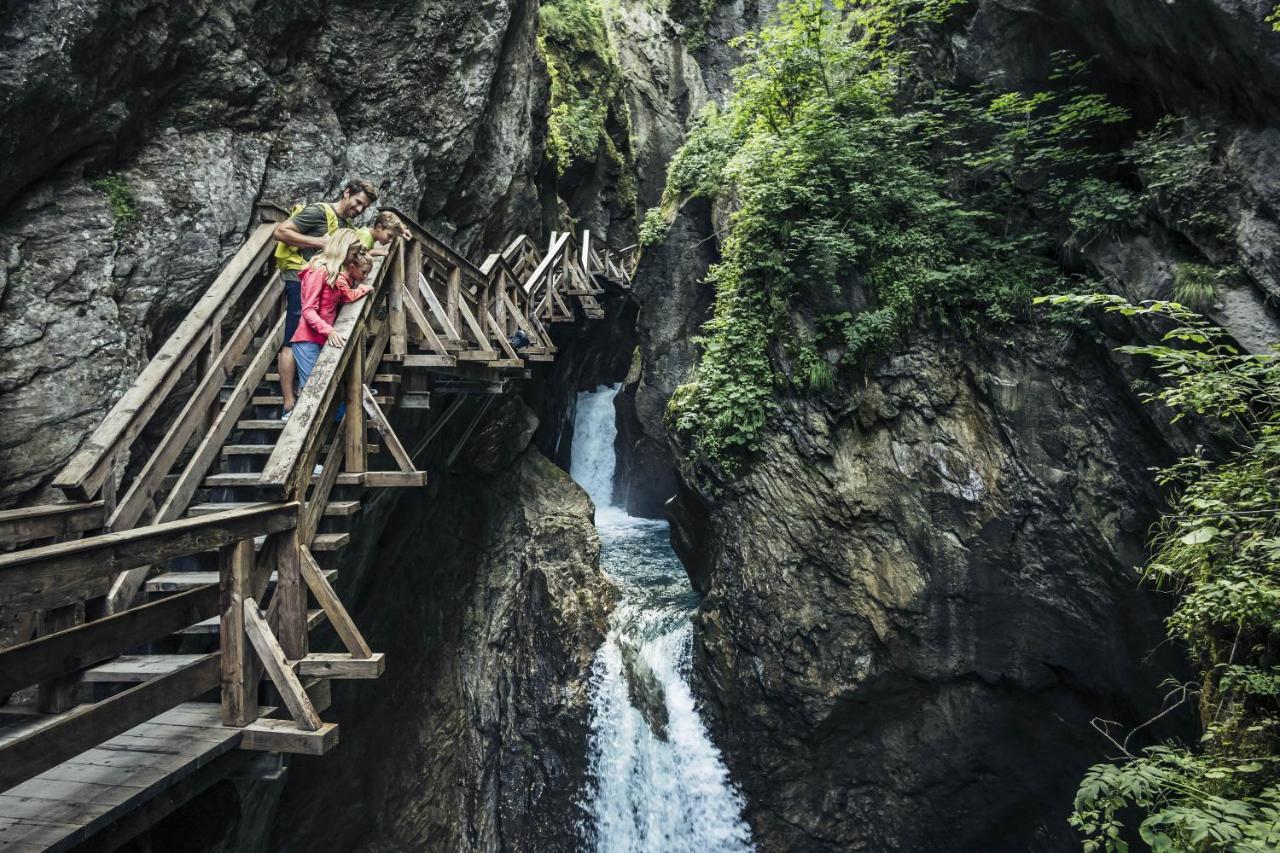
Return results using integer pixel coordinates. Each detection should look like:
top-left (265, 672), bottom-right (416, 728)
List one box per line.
top-left (571, 384), bottom-right (754, 853)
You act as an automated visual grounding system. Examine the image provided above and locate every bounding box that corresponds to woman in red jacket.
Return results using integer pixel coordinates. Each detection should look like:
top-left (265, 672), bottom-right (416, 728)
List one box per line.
top-left (289, 230), bottom-right (373, 406)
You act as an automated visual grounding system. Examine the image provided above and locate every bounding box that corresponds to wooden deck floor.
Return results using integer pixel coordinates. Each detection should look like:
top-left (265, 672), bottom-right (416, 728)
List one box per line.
top-left (0, 704), bottom-right (245, 852)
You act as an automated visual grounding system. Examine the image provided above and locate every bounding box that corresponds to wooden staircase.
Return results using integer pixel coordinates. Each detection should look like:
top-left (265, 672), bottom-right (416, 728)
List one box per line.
top-left (0, 204), bottom-right (633, 851)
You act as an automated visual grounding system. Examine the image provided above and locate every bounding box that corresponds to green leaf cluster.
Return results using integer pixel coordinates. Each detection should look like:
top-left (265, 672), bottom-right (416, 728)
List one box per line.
top-left (537, 0), bottom-right (633, 182)
top-left (1039, 294), bottom-right (1280, 851)
top-left (1129, 117), bottom-right (1235, 248)
top-left (91, 173), bottom-right (137, 236)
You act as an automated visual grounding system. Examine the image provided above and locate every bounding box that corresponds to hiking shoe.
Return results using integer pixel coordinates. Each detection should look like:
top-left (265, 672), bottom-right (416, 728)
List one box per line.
top-left (280, 409), bottom-right (292, 422)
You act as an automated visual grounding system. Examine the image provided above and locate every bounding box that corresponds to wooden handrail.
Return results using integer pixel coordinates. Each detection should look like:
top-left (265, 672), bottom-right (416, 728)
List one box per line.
top-left (259, 256), bottom-right (393, 498)
top-left (0, 502), bottom-right (299, 610)
top-left (53, 222), bottom-right (280, 501)
top-left (0, 501), bottom-right (104, 549)
top-left (381, 206), bottom-right (488, 285)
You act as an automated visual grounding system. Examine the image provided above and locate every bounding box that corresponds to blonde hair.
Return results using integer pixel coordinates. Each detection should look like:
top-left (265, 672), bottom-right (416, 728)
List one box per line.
top-left (374, 210), bottom-right (405, 232)
top-left (305, 229), bottom-right (366, 286)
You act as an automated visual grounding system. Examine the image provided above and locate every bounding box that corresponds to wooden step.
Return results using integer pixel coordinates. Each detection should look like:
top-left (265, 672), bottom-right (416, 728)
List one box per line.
top-left (204, 471), bottom-right (365, 488)
top-left (181, 609), bottom-right (325, 635)
top-left (400, 354), bottom-right (457, 368)
top-left (252, 395), bottom-right (392, 408)
top-left (146, 569), bottom-right (335, 594)
top-left (292, 653), bottom-right (385, 680)
top-left (222, 443), bottom-right (379, 457)
top-left (455, 350), bottom-right (499, 362)
top-left (187, 501), bottom-right (361, 518)
top-left (81, 654), bottom-right (211, 683)
top-left (309, 532), bottom-right (350, 552)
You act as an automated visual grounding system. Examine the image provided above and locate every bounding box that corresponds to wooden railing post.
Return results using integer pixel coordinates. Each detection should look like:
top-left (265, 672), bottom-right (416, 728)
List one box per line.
top-left (275, 523), bottom-right (307, 661)
top-left (220, 537), bottom-right (257, 727)
top-left (446, 265), bottom-right (461, 337)
top-left (344, 332), bottom-right (367, 474)
top-left (36, 603), bottom-right (79, 713)
top-left (389, 241), bottom-right (408, 357)
top-left (407, 240), bottom-right (424, 345)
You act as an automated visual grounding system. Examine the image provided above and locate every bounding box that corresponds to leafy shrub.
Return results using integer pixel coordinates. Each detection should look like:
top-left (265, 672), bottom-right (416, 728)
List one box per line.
top-left (91, 174), bottom-right (137, 236)
top-left (1129, 117), bottom-right (1235, 247)
top-left (1039, 294), bottom-right (1280, 852)
top-left (1173, 262), bottom-right (1220, 313)
top-left (537, 0), bottom-right (633, 178)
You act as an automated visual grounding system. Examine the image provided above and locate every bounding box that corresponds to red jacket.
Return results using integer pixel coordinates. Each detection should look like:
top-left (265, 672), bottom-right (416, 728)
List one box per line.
top-left (292, 266), bottom-right (370, 345)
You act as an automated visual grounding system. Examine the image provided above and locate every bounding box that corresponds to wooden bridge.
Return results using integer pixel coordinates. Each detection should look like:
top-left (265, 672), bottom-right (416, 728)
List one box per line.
top-left (0, 205), bottom-right (633, 851)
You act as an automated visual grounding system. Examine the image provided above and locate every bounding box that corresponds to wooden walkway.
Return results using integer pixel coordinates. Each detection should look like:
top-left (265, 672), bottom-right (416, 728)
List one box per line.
top-left (0, 206), bottom-right (634, 850)
top-left (0, 704), bottom-right (246, 852)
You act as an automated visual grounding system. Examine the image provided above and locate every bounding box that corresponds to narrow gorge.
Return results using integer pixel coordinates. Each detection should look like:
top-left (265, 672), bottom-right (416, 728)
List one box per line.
top-left (1, 1), bottom-right (1279, 852)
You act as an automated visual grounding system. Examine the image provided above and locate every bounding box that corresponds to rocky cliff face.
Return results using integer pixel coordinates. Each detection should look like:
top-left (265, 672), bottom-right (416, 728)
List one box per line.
top-left (653, 2), bottom-right (1280, 851)
top-left (0, 0), bottom-right (548, 505)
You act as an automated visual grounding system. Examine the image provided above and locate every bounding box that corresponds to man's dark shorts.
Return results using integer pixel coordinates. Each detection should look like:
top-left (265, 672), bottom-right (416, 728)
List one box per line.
top-left (283, 274), bottom-right (302, 350)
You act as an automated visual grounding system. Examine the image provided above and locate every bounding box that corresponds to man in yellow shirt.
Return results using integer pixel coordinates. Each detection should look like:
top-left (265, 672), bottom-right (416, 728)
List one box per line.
top-left (272, 179), bottom-right (378, 418)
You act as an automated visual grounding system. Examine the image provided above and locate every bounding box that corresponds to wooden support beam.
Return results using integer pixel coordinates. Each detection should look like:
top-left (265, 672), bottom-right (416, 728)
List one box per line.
top-left (0, 586), bottom-right (218, 697)
top-left (293, 653), bottom-right (384, 679)
top-left (274, 524), bottom-right (307, 662)
top-left (446, 265), bottom-right (461, 338)
top-left (345, 331), bottom-right (367, 475)
top-left (219, 539), bottom-right (257, 727)
top-left (0, 654), bottom-right (220, 792)
top-left (454, 296), bottom-right (496, 355)
top-left (401, 283), bottom-right (450, 355)
top-left (402, 354), bottom-right (457, 368)
top-left (361, 471), bottom-right (428, 488)
top-left (241, 598), bottom-right (322, 731)
top-left (418, 272), bottom-right (462, 341)
top-left (239, 718), bottom-right (339, 755)
top-left (0, 503), bottom-right (299, 611)
top-left (446, 397), bottom-right (494, 468)
top-left (389, 241), bottom-right (408, 357)
top-left (362, 386), bottom-right (415, 473)
top-left (302, 417), bottom-right (347, 546)
top-left (35, 604), bottom-right (79, 713)
top-left (0, 502), bottom-right (104, 549)
top-left (299, 546), bottom-right (371, 658)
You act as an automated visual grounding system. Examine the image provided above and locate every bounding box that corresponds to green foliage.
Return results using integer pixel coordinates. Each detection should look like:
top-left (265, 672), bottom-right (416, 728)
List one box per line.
top-left (1038, 293), bottom-right (1280, 852)
top-left (91, 174), bottom-right (137, 236)
top-left (537, 0), bottom-right (633, 179)
top-left (663, 0), bottom-right (1123, 474)
top-left (1268, 4), bottom-right (1280, 31)
top-left (1173, 262), bottom-right (1221, 313)
top-left (1129, 117), bottom-right (1234, 246)
top-left (667, 0), bottom-right (719, 51)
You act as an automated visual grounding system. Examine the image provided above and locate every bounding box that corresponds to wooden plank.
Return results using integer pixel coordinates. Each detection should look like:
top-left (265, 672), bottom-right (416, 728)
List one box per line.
top-left (361, 386), bottom-right (415, 473)
top-left (81, 655), bottom-right (210, 684)
top-left (521, 232), bottom-right (570, 296)
top-left (274, 525), bottom-right (307, 662)
top-left (293, 652), bottom-right (384, 679)
top-left (299, 546), bottom-right (371, 658)
top-left (0, 655), bottom-right (220, 792)
top-left (389, 240), bottom-right (408, 356)
top-left (0, 503), bottom-right (298, 611)
top-left (302, 419), bottom-right (347, 546)
top-left (401, 282), bottom-right (450, 355)
top-left (418, 272), bottom-right (463, 340)
top-left (402, 354), bottom-right (457, 368)
top-left (0, 503), bottom-right (104, 550)
top-left (35, 605), bottom-right (79, 714)
top-left (105, 317), bottom-right (284, 613)
top-left (361, 471), bottom-right (428, 488)
top-left (455, 297), bottom-right (496, 355)
top-left (53, 223), bottom-right (279, 501)
top-left (110, 277), bottom-right (279, 532)
top-left (344, 332), bottom-right (367, 475)
top-left (240, 599), bottom-right (321, 731)
top-left (238, 718), bottom-right (338, 756)
top-left (219, 540), bottom-right (256, 728)
top-left (0, 586), bottom-right (217, 698)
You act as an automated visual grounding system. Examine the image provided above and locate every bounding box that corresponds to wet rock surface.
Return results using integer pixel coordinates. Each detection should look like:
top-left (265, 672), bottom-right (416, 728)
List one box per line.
top-left (680, 332), bottom-right (1189, 851)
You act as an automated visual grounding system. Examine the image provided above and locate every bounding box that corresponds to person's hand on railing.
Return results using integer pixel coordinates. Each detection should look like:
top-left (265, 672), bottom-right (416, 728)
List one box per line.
top-left (327, 330), bottom-right (347, 348)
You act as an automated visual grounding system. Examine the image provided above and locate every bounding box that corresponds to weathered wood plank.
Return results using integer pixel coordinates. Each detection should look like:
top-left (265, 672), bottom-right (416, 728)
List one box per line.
top-left (53, 223), bottom-right (279, 501)
top-left (274, 525), bottom-right (307, 662)
top-left (293, 653), bottom-right (384, 679)
top-left (240, 599), bottom-right (321, 731)
top-left (344, 332), bottom-right (367, 475)
top-left (418, 272), bottom-right (463, 341)
top-left (238, 718), bottom-right (338, 756)
top-left (219, 540), bottom-right (256, 728)
top-left (361, 386), bottom-right (415, 473)
top-left (0, 503), bottom-right (104, 550)
top-left (299, 546), bottom-right (371, 659)
top-left (0, 655), bottom-right (220, 792)
top-left (0, 504), bottom-right (298, 611)
top-left (401, 282), bottom-right (451, 355)
top-left (0, 586), bottom-right (216, 698)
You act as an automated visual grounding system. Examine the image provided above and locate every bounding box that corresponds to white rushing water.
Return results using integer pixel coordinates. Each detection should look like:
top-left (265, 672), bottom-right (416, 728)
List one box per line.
top-left (571, 384), bottom-right (754, 853)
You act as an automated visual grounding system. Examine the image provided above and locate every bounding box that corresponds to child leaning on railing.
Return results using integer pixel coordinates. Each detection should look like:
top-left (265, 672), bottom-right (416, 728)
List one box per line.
top-left (287, 229), bottom-right (373, 414)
